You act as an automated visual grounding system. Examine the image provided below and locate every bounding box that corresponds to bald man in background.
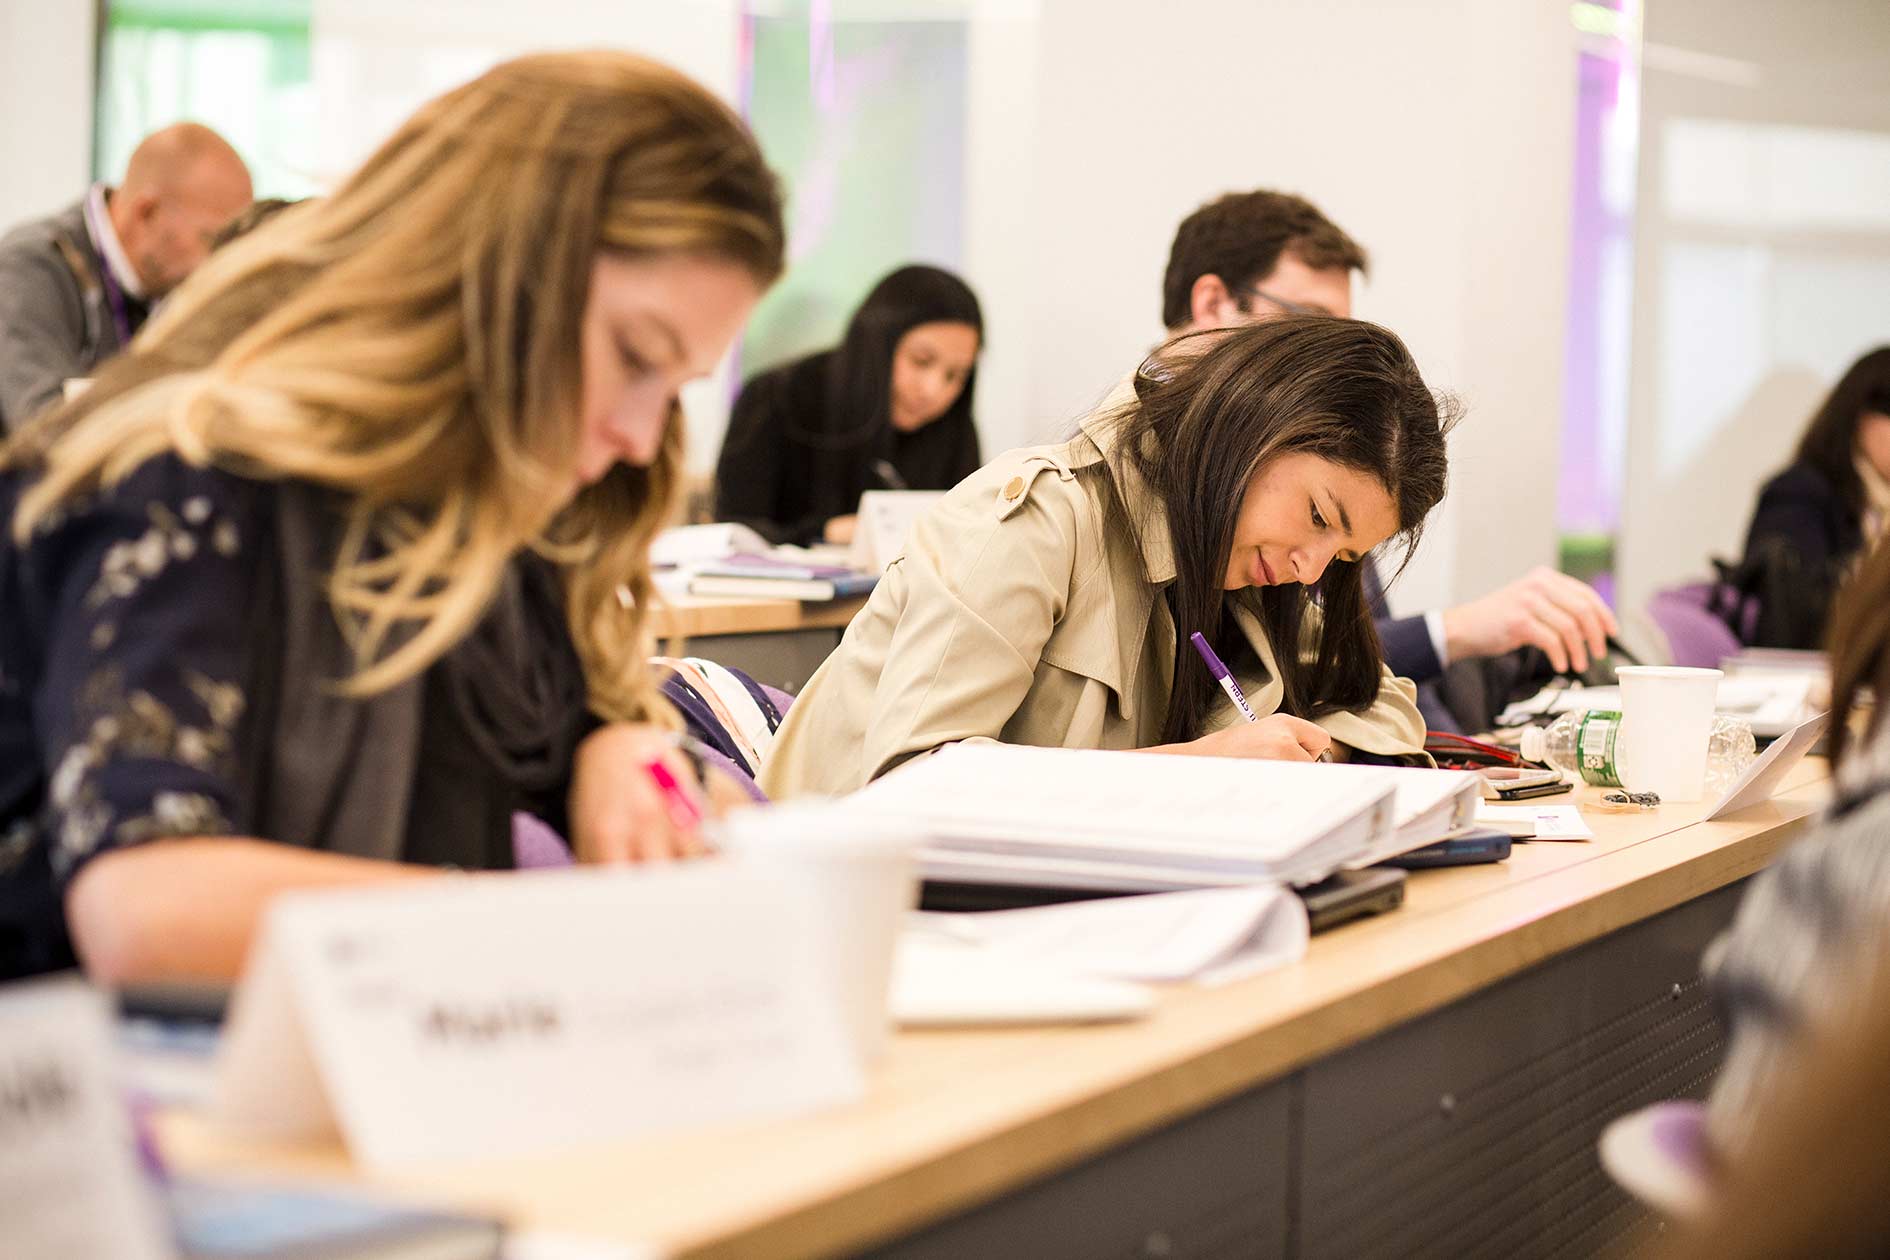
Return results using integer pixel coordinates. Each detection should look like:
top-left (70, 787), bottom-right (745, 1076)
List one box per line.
top-left (0, 122), bottom-right (252, 431)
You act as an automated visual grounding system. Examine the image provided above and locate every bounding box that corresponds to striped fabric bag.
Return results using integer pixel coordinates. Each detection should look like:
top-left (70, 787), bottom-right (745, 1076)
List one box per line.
top-left (653, 656), bottom-right (792, 790)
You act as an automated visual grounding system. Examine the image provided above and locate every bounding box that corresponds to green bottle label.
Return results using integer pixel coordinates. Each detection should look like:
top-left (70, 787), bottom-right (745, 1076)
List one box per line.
top-left (1575, 709), bottom-right (1625, 787)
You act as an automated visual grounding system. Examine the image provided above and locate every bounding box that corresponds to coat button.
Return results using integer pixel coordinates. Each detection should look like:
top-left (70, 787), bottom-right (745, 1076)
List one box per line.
top-left (1002, 476), bottom-right (1025, 500)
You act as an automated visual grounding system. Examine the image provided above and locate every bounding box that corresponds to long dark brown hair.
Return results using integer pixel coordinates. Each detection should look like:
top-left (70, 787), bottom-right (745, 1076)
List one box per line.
top-left (1791, 346), bottom-right (1890, 524)
top-left (809, 263), bottom-right (982, 451)
top-left (1096, 316), bottom-right (1456, 745)
top-left (1825, 537), bottom-right (1890, 767)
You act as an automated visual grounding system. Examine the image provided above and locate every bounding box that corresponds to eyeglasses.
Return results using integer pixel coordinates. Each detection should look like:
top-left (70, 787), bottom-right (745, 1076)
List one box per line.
top-left (1240, 286), bottom-right (1331, 318)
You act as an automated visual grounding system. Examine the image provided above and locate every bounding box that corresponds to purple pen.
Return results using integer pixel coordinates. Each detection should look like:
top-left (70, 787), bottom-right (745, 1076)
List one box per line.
top-left (1191, 631), bottom-right (1335, 760)
top-left (1190, 631), bottom-right (1259, 724)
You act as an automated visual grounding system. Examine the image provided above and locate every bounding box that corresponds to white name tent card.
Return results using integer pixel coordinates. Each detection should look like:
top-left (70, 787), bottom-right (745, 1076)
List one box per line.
top-left (0, 976), bottom-right (174, 1260)
top-left (213, 863), bottom-right (864, 1168)
top-left (1706, 712), bottom-right (1828, 821)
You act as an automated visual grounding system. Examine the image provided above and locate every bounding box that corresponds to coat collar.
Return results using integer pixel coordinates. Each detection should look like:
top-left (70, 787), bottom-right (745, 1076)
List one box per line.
top-left (1071, 375), bottom-right (1178, 588)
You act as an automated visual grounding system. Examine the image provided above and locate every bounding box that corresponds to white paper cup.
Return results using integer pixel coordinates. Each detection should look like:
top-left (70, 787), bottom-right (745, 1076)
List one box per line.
top-left (712, 803), bottom-right (919, 1062)
top-left (1616, 666), bottom-right (1722, 802)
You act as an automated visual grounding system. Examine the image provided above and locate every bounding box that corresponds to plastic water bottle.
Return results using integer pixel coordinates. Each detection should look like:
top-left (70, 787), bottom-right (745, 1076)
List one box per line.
top-left (1521, 710), bottom-right (1756, 793)
top-left (1703, 716), bottom-right (1759, 797)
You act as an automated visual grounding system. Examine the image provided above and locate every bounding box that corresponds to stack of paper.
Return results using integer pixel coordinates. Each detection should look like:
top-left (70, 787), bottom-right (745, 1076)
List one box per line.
top-left (687, 553), bottom-right (879, 602)
top-left (650, 522), bottom-right (774, 568)
top-left (892, 938), bottom-right (1154, 1026)
top-left (840, 745), bottom-right (1476, 892)
top-left (914, 884), bottom-right (1309, 984)
top-left (650, 524), bottom-right (874, 602)
top-left (891, 884), bottom-right (1312, 1025)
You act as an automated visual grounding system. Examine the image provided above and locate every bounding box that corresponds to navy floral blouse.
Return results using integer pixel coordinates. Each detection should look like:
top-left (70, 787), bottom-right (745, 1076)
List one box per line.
top-left (1, 454), bottom-right (584, 977)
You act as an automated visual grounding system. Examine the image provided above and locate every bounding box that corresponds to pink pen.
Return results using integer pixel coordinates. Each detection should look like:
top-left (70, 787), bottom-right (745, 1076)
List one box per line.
top-left (642, 758), bottom-right (703, 831)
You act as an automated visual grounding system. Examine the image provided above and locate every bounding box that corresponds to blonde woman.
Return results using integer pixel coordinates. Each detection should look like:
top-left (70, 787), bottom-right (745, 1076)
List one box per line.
top-left (0, 52), bottom-right (784, 984)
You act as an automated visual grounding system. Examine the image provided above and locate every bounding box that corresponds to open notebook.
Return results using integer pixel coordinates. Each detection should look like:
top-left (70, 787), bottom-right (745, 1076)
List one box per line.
top-left (838, 745), bottom-right (1478, 891)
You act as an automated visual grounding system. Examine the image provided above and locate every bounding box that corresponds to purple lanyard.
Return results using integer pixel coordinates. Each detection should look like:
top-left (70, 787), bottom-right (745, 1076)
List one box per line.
top-left (82, 192), bottom-right (138, 346)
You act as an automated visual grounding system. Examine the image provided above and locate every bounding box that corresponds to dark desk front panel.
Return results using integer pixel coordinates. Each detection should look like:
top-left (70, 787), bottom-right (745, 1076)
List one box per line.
top-left (1297, 882), bottom-right (1738, 1260)
top-left (879, 1081), bottom-right (1291, 1260)
top-left (869, 880), bottom-right (1745, 1260)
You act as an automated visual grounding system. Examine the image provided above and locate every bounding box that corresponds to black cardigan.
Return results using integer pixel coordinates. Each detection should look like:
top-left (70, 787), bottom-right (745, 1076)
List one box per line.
top-left (1741, 462), bottom-right (1862, 582)
top-left (1732, 462), bottom-right (1864, 649)
top-left (712, 350), bottom-right (982, 546)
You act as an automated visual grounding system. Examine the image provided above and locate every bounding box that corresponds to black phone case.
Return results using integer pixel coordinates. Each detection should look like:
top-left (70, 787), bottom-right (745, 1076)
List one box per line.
top-left (1494, 778), bottom-right (1574, 801)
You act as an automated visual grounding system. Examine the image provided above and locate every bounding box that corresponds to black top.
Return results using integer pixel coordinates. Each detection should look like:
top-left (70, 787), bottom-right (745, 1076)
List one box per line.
top-left (712, 350), bottom-right (983, 546)
top-left (0, 455), bottom-right (588, 978)
top-left (1728, 461), bottom-right (1864, 650)
top-left (1741, 461), bottom-right (1863, 578)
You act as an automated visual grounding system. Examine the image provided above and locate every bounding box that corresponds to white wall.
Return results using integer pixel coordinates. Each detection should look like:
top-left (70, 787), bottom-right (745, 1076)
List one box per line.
top-left (310, 0), bottom-right (745, 470)
top-left (962, 0), bottom-right (1578, 615)
top-left (19, 0), bottom-right (1586, 601)
top-left (0, 0), bottom-right (97, 230)
top-left (1615, 0), bottom-right (1890, 618)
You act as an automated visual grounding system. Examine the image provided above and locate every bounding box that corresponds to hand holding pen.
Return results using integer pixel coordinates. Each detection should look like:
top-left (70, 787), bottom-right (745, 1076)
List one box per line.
top-left (567, 723), bottom-right (711, 863)
top-left (1187, 631), bottom-right (1335, 763)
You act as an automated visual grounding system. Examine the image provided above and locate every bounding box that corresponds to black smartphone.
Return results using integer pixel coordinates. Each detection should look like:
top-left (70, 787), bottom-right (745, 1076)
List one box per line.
top-left (1477, 765), bottom-right (1571, 800)
top-left (1296, 867), bottom-right (1407, 932)
top-left (1494, 778), bottom-right (1574, 801)
top-left (1383, 828), bottom-right (1513, 869)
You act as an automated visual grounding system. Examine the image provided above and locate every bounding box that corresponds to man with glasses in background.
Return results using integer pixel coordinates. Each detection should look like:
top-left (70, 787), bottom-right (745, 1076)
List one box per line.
top-left (1161, 189), bottom-right (1615, 730)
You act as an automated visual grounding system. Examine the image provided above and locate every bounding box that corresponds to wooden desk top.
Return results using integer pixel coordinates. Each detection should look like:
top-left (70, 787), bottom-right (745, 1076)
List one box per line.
top-left (158, 762), bottom-right (1830, 1260)
top-left (648, 593), bottom-right (869, 641)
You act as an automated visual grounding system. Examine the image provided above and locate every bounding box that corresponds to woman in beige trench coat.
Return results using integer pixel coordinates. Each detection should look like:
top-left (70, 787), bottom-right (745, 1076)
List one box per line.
top-left (761, 316), bottom-right (1456, 800)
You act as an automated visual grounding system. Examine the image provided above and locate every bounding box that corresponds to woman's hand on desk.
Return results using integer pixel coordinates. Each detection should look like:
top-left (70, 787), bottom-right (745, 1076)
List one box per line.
top-left (568, 723), bottom-right (710, 864)
top-left (822, 513), bottom-right (859, 545)
top-left (1161, 714), bottom-right (1333, 763)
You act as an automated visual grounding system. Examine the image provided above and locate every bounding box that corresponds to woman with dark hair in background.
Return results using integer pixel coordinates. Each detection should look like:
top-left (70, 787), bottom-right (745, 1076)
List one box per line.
top-left (760, 316), bottom-right (1455, 800)
top-left (1731, 345), bottom-right (1890, 647)
top-left (713, 263), bottom-right (983, 545)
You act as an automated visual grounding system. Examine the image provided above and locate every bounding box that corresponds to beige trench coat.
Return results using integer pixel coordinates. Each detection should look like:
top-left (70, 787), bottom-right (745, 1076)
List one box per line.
top-left (758, 408), bottom-right (1427, 799)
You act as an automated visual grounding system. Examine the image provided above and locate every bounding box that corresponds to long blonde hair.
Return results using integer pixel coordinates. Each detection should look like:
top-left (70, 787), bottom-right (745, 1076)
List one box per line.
top-left (6, 52), bottom-right (784, 723)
